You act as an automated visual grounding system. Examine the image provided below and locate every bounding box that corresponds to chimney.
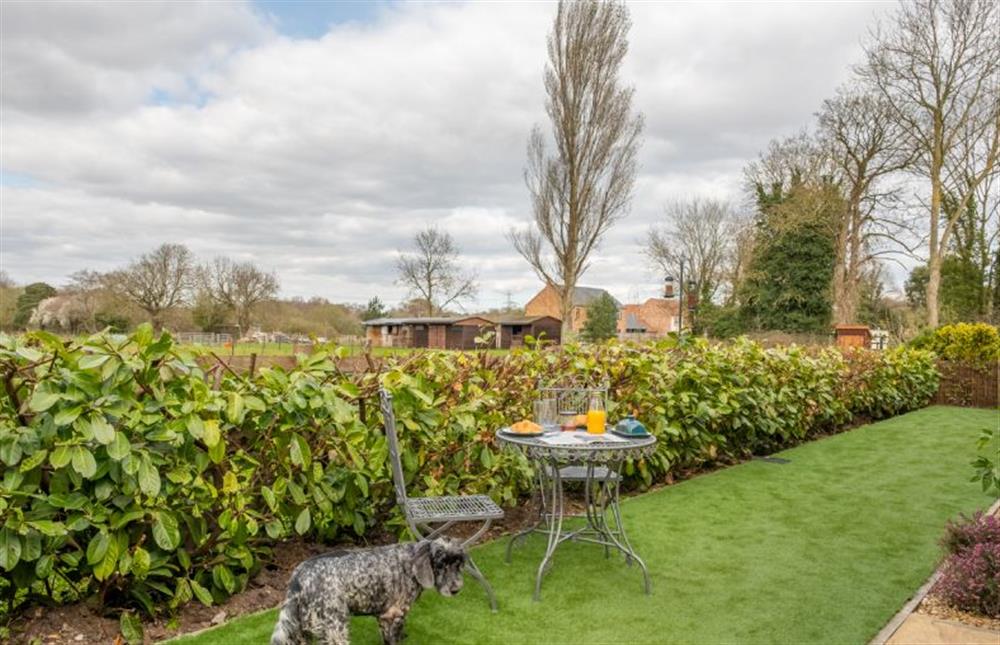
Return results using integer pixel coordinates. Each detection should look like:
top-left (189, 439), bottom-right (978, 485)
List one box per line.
top-left (663, 276), bottom-right (676, 298)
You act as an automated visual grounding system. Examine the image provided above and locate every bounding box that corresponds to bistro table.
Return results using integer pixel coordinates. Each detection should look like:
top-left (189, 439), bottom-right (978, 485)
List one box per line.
top-left (496, 428), bottom-right (658, 600)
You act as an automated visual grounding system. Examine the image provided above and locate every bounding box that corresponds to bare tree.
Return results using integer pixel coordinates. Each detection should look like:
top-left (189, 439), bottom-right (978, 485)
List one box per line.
top-left (206, 257), bottom-right (279, 335)
top-left (644, 198), bottom-right (737, 303)
top-left (724, 214), bottom-right (757, 307)
top-left (744, 131), bottom-right (836, 193)
top-left (817, 85), bottom-right (914, 323)
top-left (509, 0), bottom-right (643, 338)
top-left (0, 271), bottom-right (14, 289)
top-left (64, 269), bottom-right (111, 332)
top-left (860, 0), bottom-right (1000, 327)
top-left (111, 243), bottom-right (195, 330)
top-left (396, 227), bottom-right (477, 316)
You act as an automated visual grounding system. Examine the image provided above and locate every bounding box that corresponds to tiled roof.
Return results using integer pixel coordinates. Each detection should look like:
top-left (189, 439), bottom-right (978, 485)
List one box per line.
top-left (564, 285), bottom-right (622, 307)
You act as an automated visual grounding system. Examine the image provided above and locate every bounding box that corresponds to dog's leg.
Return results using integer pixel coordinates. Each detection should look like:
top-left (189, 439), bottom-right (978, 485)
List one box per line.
top-left (319, 620), bottom-right (350, 645)
top-left (271, 597), bottom-right (308, 645)
top-left (378, 607), bottom-right (408, 645)
top-left (378, 617), bottom-right (407, 645)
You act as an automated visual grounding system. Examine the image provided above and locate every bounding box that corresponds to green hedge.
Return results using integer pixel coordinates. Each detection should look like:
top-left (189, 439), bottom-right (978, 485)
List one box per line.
top-left (909, 322), bottom-right (1000, 367)
top-left (0, 329), bottom-right (938, 618)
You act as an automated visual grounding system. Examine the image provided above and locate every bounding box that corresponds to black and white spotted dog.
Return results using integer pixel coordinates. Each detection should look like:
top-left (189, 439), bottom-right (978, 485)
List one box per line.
top-left (270, 538), bottom-right (467, 645)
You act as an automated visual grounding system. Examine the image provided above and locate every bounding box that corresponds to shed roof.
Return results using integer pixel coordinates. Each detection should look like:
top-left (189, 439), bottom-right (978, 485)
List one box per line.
top-left (497, 315), bottom-right (561, 326)
top-left (363, 317), bottom-right (459, 326)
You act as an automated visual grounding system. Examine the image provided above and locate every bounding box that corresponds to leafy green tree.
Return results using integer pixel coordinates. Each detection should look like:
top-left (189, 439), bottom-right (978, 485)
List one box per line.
top-left (582, 293), bottom-right (619, 342)
top-left (362, 296), bottom-right (387, 321)
top-left (13, 282), bottom-right (57, 329)
top-left (698, 302), bottom-right (744, 338)
top-left (905, 257), bottom-right (986, 323)
top-left (94, 312), bottom-right (130, 333)
top-left (945, 193), bottom-right (993, 321)
top-left (904, 265), bottom-right (929, 309)
top-left (191, 290), bottom-right (230, 332)
top-left (992, 249), bottom-right (1000, 323)
top-left (740, 180), bottom-right (839, 333)
top-left (0, 274), bottom-right (21, 330)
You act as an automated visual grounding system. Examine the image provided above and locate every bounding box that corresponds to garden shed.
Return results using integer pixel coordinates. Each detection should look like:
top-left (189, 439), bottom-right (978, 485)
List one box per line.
top-left (364, 315), bottom-right (562, 349)
top-left (492, 316), bottom-right (562, 348)
top-left (364, 317), bottom-right (458, 349)
top-left (834, 324), bottom-right (871, 349)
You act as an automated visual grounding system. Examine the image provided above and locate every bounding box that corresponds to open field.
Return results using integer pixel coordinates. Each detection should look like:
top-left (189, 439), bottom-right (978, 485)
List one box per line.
top-left (173, 406), bottom-right (997, 644)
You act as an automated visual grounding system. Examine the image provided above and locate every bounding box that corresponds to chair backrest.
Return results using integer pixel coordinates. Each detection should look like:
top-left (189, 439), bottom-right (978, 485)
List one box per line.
top-left (379, 389), bottom-right (409, 505)
top-left (538, 382), bottom-right (608, 415)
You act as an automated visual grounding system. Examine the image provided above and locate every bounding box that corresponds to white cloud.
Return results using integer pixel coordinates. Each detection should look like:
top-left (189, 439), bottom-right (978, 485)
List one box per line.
top-left (1, 0), bottom-right (885, 307)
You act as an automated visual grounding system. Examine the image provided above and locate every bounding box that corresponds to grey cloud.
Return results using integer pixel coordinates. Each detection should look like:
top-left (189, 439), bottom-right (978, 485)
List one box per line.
top-left (2, 1), bottom-right (884, 308)
top-left (0, 0), bottom-right (271, 116)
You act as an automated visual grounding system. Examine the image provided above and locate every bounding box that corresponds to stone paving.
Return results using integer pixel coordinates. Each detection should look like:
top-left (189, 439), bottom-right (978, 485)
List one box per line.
top-left (886, 613), bottom-right (1000, 645)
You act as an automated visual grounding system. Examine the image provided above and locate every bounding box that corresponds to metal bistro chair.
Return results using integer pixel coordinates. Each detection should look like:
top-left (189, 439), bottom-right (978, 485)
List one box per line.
top-left (379, 389), bottom-right (505, 611)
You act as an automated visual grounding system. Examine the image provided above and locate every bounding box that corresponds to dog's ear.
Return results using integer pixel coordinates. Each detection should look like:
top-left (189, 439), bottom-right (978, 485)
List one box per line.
top-left (411, 541), bottom-right (435, 589)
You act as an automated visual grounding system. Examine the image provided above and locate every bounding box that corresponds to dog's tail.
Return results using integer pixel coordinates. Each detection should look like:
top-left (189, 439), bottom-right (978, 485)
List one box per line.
top-left (270, 594), bottom-right (301, 645)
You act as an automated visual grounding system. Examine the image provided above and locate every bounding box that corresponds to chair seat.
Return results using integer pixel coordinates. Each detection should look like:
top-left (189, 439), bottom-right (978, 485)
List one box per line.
top-left (405, 495), bottom-right (504, 523)
top-left (548, 465), bottom-right (620, 481)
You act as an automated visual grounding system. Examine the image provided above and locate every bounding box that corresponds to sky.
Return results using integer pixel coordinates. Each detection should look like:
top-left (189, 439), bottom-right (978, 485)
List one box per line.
top-left (0, 0), bottom-right (894, 310)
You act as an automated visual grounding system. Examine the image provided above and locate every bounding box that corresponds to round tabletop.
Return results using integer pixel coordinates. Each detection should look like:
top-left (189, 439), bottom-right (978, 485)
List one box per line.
top-left (496, 428), bottom-right (657, 463)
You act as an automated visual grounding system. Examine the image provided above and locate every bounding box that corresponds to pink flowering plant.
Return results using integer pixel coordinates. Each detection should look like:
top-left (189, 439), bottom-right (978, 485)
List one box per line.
top-left (935, 513), bottom-right (1000, 618)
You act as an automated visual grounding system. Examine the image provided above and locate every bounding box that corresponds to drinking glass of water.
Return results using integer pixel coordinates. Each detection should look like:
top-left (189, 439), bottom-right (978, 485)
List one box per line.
top-left (534, 398), bottom-right (558, 432)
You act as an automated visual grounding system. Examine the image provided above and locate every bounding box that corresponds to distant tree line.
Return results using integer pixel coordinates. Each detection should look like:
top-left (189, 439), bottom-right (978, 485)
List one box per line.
top-left (3, 243), bottom-right (302, 337)
top-left (1, 239), bottom-right (493, 340)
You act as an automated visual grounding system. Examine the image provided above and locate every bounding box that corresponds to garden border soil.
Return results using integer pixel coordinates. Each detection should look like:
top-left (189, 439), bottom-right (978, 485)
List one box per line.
top-left (870, 497), bottom-right (1000, 645)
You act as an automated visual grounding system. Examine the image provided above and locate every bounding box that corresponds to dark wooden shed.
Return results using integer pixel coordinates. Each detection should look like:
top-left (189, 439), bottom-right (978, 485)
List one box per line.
top-left (365, 315), bottom-right (563, 350)
top-left (364, 317), bottom-right (458, 349)
top-left (495, 316), bottom-right (562, 348)
top-left (448, 316), bottom-right (495, 350)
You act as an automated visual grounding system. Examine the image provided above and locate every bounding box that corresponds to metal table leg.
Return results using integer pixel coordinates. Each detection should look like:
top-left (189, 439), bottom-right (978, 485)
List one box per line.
top-left (506, 462), bottom-right (551, 562)
top-left (595, 459), bottom-right (651, 594)
top-left (533, 456), bottom-right (564, 601)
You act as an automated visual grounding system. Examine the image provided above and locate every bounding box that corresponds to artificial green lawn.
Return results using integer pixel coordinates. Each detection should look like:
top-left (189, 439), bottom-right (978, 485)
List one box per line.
top-left (172, 406), bottom-right (997, 644)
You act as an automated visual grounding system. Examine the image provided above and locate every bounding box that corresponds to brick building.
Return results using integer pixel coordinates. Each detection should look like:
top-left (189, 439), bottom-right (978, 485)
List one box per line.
top-left (524, 284), bottom-right (621, 333)
top-left (617, 298), bottom-right (680, 338)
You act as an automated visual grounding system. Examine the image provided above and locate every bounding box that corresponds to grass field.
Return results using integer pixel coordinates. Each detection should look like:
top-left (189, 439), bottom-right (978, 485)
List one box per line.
top-left (172, 406), bottom-right (997, 644)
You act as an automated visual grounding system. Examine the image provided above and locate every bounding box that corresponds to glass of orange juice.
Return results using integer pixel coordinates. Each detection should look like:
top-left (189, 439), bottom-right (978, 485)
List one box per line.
top-left (586, 393), bottom-right (606, 434)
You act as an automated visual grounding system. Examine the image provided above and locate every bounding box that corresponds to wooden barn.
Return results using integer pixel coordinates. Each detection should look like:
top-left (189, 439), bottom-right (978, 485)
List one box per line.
top-left (364, 315), bottom-right (562, 349)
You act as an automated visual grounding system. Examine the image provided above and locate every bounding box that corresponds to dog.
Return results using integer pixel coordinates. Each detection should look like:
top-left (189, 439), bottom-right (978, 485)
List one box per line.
top-left (270, 538), bottom-right (467, 645)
